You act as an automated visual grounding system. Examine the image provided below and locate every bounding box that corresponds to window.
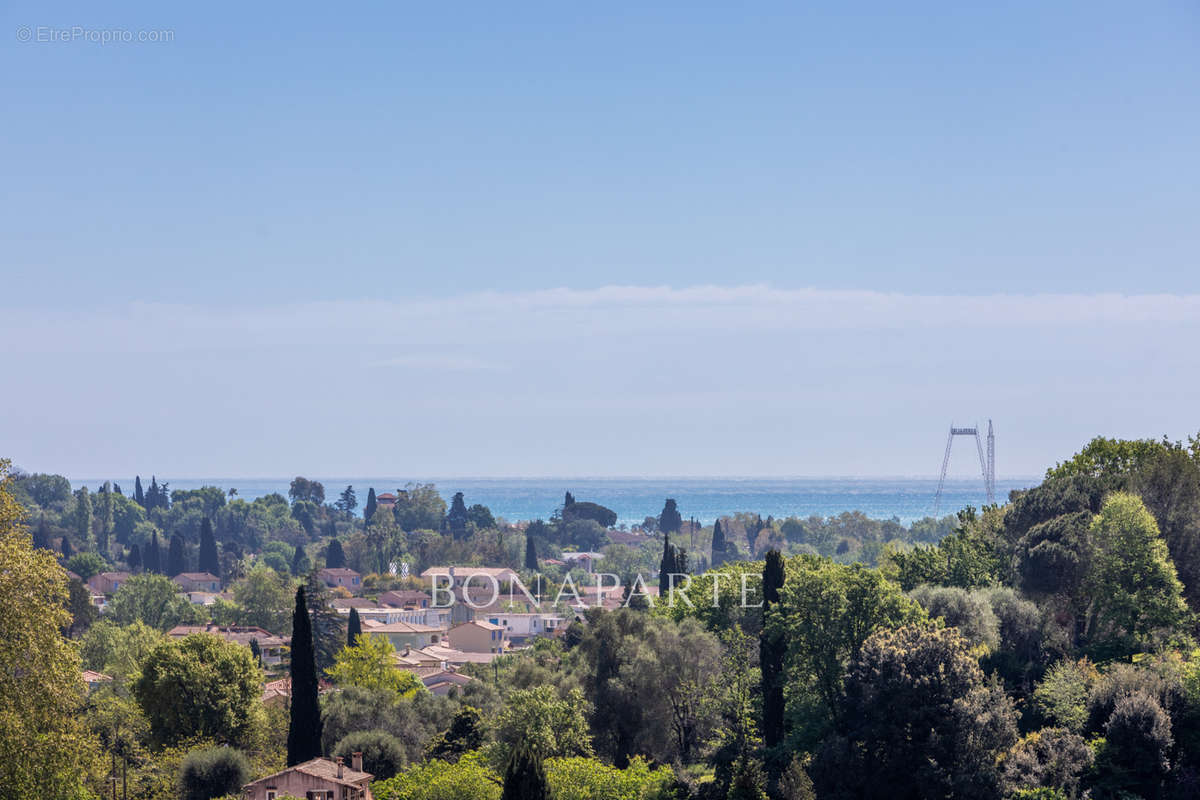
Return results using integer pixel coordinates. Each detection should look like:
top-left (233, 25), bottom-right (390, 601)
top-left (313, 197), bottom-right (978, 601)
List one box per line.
top-left (266, 791), bottom-right (276, 800)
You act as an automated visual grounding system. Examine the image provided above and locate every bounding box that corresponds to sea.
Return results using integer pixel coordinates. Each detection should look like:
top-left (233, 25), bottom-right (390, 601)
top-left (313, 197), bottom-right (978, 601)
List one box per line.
top-left (81, 477), bottom-right (1038, 527)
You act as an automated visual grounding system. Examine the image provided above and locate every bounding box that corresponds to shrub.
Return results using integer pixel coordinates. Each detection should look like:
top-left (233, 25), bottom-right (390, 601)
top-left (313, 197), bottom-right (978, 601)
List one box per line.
top-left (179, 747), bottom-right (250, 800)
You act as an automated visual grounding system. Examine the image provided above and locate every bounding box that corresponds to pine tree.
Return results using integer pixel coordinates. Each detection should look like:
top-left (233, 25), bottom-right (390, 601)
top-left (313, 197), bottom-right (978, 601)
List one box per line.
top-left (525, 535), bottom-right (538, 571)
top-left (127, 544), bottom-right (142, 571)
top-left (712, 519), bottom-right (727, 567)
top-left (347, 608), bottom-right (362, 647)
top-left (364, 488), bottom-right (377, 524)
top-left (145, 532), bottom-right (161, 574)
top-left (134, 476), bottom-right (145, 507)
top-left (336, 485), bottom-right (357, 515)
top-left (325, 539), bottom-right (346, 569)
top-left (167, 534), bottom-right (186, 576)
top-left (287, 586), bottom-right (323, 765)
top-left (501, 744), bottom-right (550, 800)
top-left (761, 549), bottom-right (787, 785)
top-left (198, 518), bottom-right (220, 576)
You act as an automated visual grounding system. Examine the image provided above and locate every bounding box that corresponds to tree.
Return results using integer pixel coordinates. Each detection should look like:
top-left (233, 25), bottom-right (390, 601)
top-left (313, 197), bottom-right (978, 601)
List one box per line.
top-left (134, 475), bottom-right (145, 507)
top-left (107, 573), bottom-right (204, 631)
top-left (292, 543), bottom-right (310, 575)
top-left (168, 533), bottom-right (187, 576)
top-left (179, 746), bottom-right (250, 800)
top-left (365, 488), bottom-right (378, 523)
top-left (32, 514), bottom-right (51, 550)
top-left (712, 519), bottom-right (727, 567)
top-left (80, 620), bottom-right (164, 686)
top-left (99, 481), bottom-right (115, 554)
top-left (327, 635), bottom-right (424, 700)
top-left (337, 485), bottom-right (358, 515)
top-left (305, 571), bottom-right (345, 671)
top-left (1085, 492), bottom-right (1190, 653)
top-left (66, 577), bottom-right (98, 637)
top-left (468, 504), bottom-right (496, 529)
top-left (198, 517), bottom-right (220, 576)
top-left (66, 551), bottom-right (108, 582)
top-left (563, 501), bottom-right (617, 529)
top-left (501, 743), bottom-right (550, 800)
top-left (427, 706), bottom-right (485, 762)
top-left (134, 633), bottom-right (262, 748)
top-left (0, 460), bottom-right (103, 797)
top-left (231, 565), bottom-right (292, 634)
top-left (659, 533), bottom-right (675, 597)
top-left (1092, 692), bottom-right (1173, 800)
top-left (760, 549), bottom-right (787, 783)
top-left (812, 625), bottom-right (1018, 800)
top-left (60, 533), bottom-right (73, 559)
top-left (659, 499), bottom-right (682, 535)
top-left (289, 477), bottom-right (326, 506)
top-left (145, 530), bottom-right (162, 573)
top-left (446, 492), bottom-right (470, 539)
top-left (347, 607), bottom-right (363, 647)
top-left (326, 538), bottom-right (346, 569)
top-left (1001, 728), bottom-right (1093, 799)
top-left (491, 685), bottom-right (593, 768)
top-left (525, 535), bottom-right (538, 571)
top-left (288, 585), bottom-right (323, 765)
top-left (333, 730), bottom-right (407, 781)
top-left (395, 483), bottom-right (447, 531)
top-left (73, 485), bottom-right (93, 546)
top-left (127, 543), bottom-right (142, 571)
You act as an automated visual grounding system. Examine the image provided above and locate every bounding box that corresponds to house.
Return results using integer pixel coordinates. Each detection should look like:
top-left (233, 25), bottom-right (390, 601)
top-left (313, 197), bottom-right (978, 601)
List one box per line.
top-left (168, 624), bottom-right (288, 667)
top-left (362, 620), bottom-right (446, 651)
top-left (173, 572), bottom-right (221, 593)
top-left (243, 755), bottom-right (372, 800)
top-left (184, 591), bottom-right (220, 606)
top-left (87, 571), bottom-right (131, 596)
top-left (261, 676), bottom-right (333, 709)
top-left (561, 552), bottom-right (604, 573)
top-left (449, 620), bottom-right (508, 654)
top-left (379, 589), bottom-right (430, 609)
top-left (375, 492), bottom-right (398, 510)
top-left (318, 567), bottom-right (363, 592)
top-left (420, 566), bottom-right (520, 590)
top-left (81, 670), bottom-right (112, 691)
top-left (330, 597), bottom-right (383, 611)
top-left (421, 669), bottom-right (474, 696)
top-left (484, 612), bottom-right (565, 644)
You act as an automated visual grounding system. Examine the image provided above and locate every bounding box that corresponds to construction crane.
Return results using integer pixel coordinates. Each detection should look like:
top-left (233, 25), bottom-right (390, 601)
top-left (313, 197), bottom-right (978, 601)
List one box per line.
top-left (933, 419), bottom-right (996, 517)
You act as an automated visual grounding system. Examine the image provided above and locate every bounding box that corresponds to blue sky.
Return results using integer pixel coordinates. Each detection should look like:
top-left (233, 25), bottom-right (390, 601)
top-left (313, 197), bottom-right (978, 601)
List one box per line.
top-left (2, 2), bottom-right (1199, 478)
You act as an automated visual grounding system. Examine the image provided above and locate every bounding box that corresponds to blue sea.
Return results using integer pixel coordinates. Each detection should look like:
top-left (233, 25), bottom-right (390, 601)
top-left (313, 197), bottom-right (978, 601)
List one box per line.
top-left (83, 477), bottom-right (1038, 527)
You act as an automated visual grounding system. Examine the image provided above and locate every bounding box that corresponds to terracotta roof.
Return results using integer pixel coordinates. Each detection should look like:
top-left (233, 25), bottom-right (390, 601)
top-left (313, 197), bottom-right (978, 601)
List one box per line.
top-left (452, 620), bottom-right (505, 631)
top-left (421, 566), bottom-right (517, 578)
top-left (81, 670), bottom-right (112, 683)
top-left (370, 621), bottom-right (446, 634)
top-left (172, 572), bottom-right (219, 581)
top-left (318, 567), bottom-right (361, 578)
top-left (244, 757), bottom-right (372, 789)
top-left (168, 624), bottom-right (287, 648)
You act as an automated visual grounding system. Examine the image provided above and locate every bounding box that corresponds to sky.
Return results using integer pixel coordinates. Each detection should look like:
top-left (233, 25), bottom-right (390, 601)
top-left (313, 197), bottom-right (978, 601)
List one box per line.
top-left (2, 2), bottom-right (1199, 478)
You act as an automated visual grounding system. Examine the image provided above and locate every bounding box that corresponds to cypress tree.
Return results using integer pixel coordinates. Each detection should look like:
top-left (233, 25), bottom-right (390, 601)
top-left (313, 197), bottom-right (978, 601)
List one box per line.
top-left (291, 544), bottom-right (309, 576)
top-left (134, 476), bottom-right (145, 507)
top-left (167, 534), bottom-right (186, 577)
top-left (364, 488), bottom-right (377, 524)
top-left (100, 482), bottom-right (114, 548)
top-left (501, 744), bottom-right (550, 800)
top-left (145, 532), bottom-right (161, 574)
top-left (446, 492), bottom-right (469, 539)
top-left (712, 519), bottom-right (727, 567)
top-left (761, 549), bottom-right (787, 785)
top-left (198, 518), bottom-right (220, 576)
top-left (60, 535), bottom-right (73, 560)
top-left (127, 543), bottom-right (142, 571)
top-left (659, 533), bottom-right (674, 597)
top-left (73, 487), bottom-right (92, 547)
top-left (347, 608), bottom-right (362, 647)
top-left (287, 586), bottom-right (323, 765)
top-left (325, 539), bottom-right (346, 569)
top-left (524, 535), bottom-right (538, 571)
